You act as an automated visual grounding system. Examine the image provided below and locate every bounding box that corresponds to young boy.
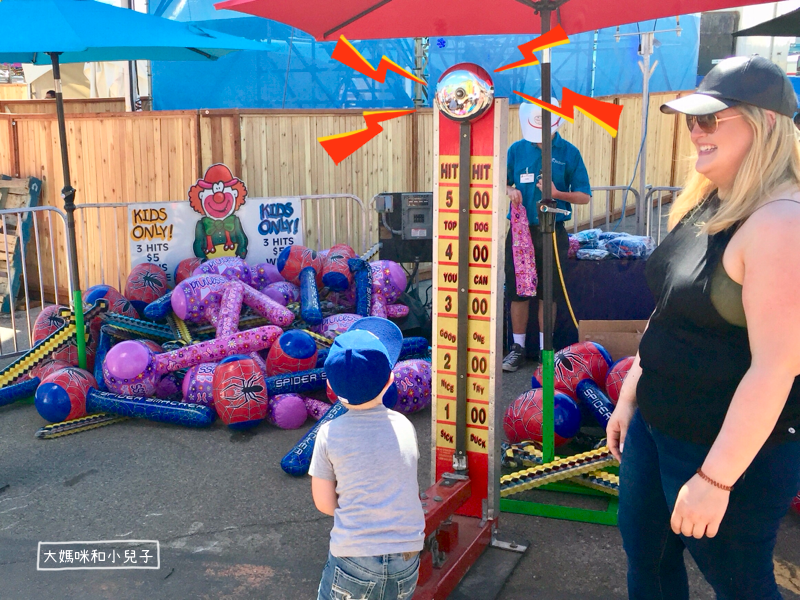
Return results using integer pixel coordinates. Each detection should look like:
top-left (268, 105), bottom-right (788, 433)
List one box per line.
top-left (309, 317), bottom-right (425, 600)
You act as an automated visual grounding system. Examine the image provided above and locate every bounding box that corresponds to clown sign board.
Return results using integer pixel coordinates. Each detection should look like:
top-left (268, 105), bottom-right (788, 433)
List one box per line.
top-left (128, 164), bottom-right (303, 285)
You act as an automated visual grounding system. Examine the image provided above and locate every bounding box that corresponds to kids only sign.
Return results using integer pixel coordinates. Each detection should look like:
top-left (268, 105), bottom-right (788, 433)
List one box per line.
top-left (128, 164), bottom-right (303, 284)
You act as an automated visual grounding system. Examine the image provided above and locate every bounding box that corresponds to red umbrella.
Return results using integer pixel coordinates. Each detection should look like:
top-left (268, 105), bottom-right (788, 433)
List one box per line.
top-left (215, 0), bottom-right (769, 40)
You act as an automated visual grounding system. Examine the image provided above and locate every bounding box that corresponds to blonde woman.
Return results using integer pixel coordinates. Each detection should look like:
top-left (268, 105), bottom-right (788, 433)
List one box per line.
top-left (606, 56), bottom-right (800, 599)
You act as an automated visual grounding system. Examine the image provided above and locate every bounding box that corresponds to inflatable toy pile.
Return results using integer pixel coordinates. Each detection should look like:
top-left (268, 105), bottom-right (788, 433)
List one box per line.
top-left (567, 229), bottom-right (656, 261)
top-left (0, 251), bottom-right (432, 457)
top-left (503, 341), bottom-right (634, 448)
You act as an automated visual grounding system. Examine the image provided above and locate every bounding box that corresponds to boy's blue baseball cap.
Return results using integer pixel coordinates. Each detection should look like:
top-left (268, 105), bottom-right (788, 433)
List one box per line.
top-left (325, 317), bottom-right (403, 406)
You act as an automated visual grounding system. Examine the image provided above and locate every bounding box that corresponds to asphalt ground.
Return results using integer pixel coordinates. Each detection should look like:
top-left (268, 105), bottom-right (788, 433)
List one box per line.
top-left (2, 359), bottom-right (800, 600)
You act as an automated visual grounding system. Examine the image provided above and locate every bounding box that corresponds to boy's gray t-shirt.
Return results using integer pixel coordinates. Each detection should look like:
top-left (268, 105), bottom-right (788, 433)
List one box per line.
top-left (309, 405), bottom-right (425, 557)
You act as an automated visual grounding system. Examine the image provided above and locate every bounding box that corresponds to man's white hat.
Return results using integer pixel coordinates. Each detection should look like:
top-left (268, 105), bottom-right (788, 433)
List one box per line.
top-left (519, 98), bottom-right (564, 143)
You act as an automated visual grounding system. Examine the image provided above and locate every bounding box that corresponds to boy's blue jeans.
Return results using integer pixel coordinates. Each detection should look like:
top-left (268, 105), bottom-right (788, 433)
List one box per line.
top-left (317, 551), bottom-right (420, 600)
top-left (619, 409), bottom-right (800, 600)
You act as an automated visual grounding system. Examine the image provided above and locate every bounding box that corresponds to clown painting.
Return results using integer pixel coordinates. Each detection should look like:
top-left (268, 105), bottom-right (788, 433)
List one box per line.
top-left (188, 164), bottom-right (249, 259)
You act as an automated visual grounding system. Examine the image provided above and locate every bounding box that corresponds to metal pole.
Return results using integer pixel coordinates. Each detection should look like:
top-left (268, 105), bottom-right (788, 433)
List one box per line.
top-left (538, 8), bottom-right (556, 464)
top-left (49, 52), bottom-right (86, 370)
top-left (637, 32), bottom-right (655, 236)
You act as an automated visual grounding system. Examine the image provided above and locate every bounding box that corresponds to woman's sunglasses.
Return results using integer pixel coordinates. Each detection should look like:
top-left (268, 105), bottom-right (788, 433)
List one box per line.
top-left (685, 113), bottom-right (743, 134)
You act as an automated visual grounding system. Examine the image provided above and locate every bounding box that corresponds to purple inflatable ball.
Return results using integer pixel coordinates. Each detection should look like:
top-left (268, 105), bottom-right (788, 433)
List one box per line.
top-left (263, 281), bottom-right (300, 306)
top-left (182, 362), bottom-right (217, 407)
top-left (391, 359), bottom-right (432, 414)
top-left (267, 394), bottom-right (309, 429)
top-left (304, 397), bottom-right (333, 421)
top-left (251, 262), bottom-right (284, 289)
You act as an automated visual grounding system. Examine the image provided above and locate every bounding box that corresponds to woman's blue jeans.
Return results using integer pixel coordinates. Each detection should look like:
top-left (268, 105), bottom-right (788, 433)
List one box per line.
top-left (317, 551), bottom-right (420, 600)
top-left (619, 409), bottom-right (800, 600)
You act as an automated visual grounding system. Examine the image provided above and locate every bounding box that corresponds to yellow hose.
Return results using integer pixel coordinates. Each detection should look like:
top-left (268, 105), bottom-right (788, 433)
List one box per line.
top-left (553, 231), bottom-right (579, 330)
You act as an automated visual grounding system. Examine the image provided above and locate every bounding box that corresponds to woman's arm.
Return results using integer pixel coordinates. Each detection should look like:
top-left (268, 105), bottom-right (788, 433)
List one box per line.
top-left (606, 322), bottom-right (648, 461)
top-left (671, 203), bottom-right (800, 538)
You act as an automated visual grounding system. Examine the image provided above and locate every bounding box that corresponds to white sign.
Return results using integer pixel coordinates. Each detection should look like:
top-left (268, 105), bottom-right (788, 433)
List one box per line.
top-left (128, 197), bottom-right (304, 285)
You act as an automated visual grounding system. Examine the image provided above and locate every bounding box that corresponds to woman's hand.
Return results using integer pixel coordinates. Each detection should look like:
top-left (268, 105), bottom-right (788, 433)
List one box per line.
top-left (670, 474), bottom-right (730, 538)
top-left (507, 187), bottom-right (522, 206)
top-left (607, 399), bottom-right (636, 462)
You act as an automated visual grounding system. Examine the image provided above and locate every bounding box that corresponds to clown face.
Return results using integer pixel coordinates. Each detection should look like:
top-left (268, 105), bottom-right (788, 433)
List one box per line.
top-left (200, 181), bottom-right (239, 220)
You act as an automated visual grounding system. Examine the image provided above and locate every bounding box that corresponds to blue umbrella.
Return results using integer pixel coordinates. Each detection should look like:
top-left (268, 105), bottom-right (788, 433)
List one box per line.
top-left (0, 0), bottom-right (271, 369)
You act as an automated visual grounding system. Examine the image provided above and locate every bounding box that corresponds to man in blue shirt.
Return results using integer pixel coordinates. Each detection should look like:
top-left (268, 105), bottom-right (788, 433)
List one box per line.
top-left (504, 100), bottom-right (592, 371)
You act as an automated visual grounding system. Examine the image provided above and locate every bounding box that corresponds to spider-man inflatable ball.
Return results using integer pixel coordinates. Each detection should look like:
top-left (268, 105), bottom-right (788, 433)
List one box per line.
top-left (174, 257), bottom-right (204, 285)
top-left (266, 330), bottom-right (318, 377)
top-left (790, 491), bottom-right (800, 515)
top-left (35, 367), bottom-right (97, 423)
top-left (532, 341), bottom-right (613, 397)
top-left (503, 388), bottom-right (581, 447)
top-left (277, 245), bottom-right (323, 285)
top-left (125, 263), bottom-right (169, 315)
top-left (212, 355), bottom-right (268, 430)
top-left (605, 356), bottom-right (635, 405)
top-left (32, 305), bottom-right (95, 369)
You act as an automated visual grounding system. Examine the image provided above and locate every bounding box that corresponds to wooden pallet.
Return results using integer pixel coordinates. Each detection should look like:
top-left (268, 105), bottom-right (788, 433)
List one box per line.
top-left (0, 176), bottom-right (42, 313)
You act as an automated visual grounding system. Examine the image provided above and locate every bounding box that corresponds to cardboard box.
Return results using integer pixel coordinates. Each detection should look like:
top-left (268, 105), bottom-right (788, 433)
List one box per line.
top-left (578, 320), bottom-right (649, 361)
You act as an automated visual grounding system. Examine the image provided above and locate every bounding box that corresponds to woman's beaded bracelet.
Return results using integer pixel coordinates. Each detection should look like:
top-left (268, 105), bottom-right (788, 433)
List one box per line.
top-left (696, 468), bottom-right (733, 492)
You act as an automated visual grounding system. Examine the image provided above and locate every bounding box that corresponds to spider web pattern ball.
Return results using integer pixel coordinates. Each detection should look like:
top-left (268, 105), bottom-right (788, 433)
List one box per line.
top-left (532, 341), bottom-right (613, 397)
top-left (30, 359), bottom-right (72, 381)
top-left (125, 263), bottom-right (169, 314)
top-left (502, 389), bottom-right (581, 447)
top-left (266, 330), bottom-right (318, 377)
top-left (277, 245), bottom-right (322, 285)
top-left (321, 244), bottom-right (356, 292)
top-left (174, 257), bottom-right (204, 285)
top-left (33, 305), bottom-right (95, 369)
top-left (606, 356), bottom-right (635, 405)
top-left (791, 491), bottom-right (800, 515)
top-left (213, 356), bottom-right (268, 429)
top-left (35, 367), bottom-right (97, 423)
top-left (392, 359), bottom-right (432, 415)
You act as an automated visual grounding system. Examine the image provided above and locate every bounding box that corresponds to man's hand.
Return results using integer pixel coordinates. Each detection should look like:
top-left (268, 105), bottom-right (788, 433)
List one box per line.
top-left (536, 179), bottom-right (560, 200)
top-left (507, 187), bottom-right (522, 206)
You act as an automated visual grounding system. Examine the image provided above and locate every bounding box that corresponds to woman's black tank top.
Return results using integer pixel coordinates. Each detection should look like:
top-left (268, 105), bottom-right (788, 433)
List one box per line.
top-left (636, 193), bottom-right (800, 446)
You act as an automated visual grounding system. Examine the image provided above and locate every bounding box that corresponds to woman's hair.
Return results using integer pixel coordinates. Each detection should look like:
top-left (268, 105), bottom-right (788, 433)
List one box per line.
top-left (668, 104), bottom-right (800, 233)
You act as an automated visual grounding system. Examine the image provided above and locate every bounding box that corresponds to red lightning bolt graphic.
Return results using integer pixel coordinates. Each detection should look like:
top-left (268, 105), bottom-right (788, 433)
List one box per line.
top-left (318, 109), bottom-right (416, 165)
top-left (332, 36), bottom-right (426, 85)
top-left (494, 25), bottom-right (570, 73)
top-left (516, 89), bottom-right (623, 137)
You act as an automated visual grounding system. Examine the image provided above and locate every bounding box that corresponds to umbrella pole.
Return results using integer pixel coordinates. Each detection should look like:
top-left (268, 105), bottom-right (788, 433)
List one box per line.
top-left (538, 7), bottom-right (556, 464)
top-left (49, 52), bottom-right (87, 371)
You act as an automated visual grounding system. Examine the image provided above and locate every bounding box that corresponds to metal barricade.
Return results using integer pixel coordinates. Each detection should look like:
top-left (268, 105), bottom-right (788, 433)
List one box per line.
top-left (0, 205), bottom-right (72, 359)
top-left (74, 194), bottom-right (373, 291)
top-left (570, 186), bottom-right (641, 234)
top-left (644, 186), bottom-right (681, 244)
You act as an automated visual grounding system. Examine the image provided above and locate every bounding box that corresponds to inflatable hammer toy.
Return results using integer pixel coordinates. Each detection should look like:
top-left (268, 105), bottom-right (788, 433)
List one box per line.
top-left (264, 367), bottom-right (328, 397)
top-left (348, 258), bottom-right (372, 317)
top-left (369, 260), bottom-right (409, 319)
top-left (251, 261), bottom-right (284, 290)
top-left (92, 326), bottom-right (115, 392)
top-left (263, 281), bottom-right (301, 307)
top-left (213, 355), bottom-right (268, 429)
top-left (281, 401), bottom-right (347, 476)
top-left (321, 244), bottom-right (357, 292)
top-left (267, 393), bottom-right (310, 430)
top-left (125, 263), bottom-right (170, 316)
top-left (575, 379), bottom-right (616, 428)
top-left (143, 292), bottom-right (174, 321)
top-left (0, 300), bottom-right (107, 388)
top-left (277, 245), bottom-right (323, 326)
top-left (605, 356), bottom-right (635, 405)
top-left (193, 256), bottom-right (253, 286)
top-left (532, 341), bottom-right (613, 398)
top-left (35, 371), bottom-right (215, 427)
top-left (171, 274), bottom-right (294, 328)
top-left (101, 312), bottom-right (174, 342)
top-left (103, 324), bottom-right (283, 397)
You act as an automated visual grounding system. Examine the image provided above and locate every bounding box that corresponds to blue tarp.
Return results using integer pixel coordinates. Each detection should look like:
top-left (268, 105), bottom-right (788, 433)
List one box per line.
top-left (149, 0), bottom-right (700, 110)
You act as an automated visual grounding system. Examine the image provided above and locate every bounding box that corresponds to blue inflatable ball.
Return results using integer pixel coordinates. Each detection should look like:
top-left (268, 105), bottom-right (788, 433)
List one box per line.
top-left (218, 354), bottom-right (253, 366)
top-left (35, 382), bottom-right (73, 423)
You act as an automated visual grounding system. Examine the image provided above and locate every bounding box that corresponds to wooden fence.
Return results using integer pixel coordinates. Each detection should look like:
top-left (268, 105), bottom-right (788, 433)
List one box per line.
top-left (0, 90), bottom-right (694, 300)
top-left (0, 84), bottom-right (28, 101)
top-left (0, 97), bottom-right (153, 114)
